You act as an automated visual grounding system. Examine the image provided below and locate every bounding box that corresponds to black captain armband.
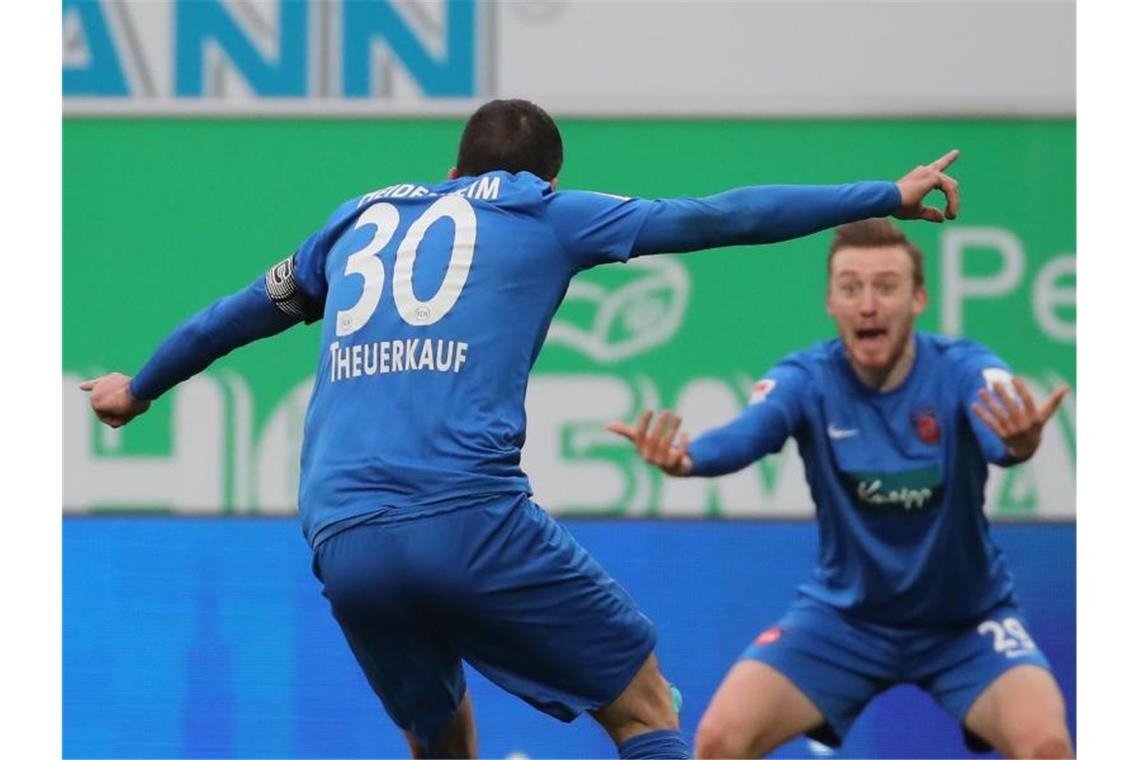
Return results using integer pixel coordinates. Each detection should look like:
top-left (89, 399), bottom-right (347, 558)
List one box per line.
top-left (265, 254), bottom-right (321, 323)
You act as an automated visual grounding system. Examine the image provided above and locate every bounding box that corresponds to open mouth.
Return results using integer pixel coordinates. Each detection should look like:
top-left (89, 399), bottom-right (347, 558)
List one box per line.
top-left (855, 328), bottom-right (888, 341)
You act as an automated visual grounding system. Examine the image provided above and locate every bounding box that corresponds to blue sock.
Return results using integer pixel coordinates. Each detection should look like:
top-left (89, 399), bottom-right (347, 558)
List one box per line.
top-left (617, 729), bottom-right (690, 759)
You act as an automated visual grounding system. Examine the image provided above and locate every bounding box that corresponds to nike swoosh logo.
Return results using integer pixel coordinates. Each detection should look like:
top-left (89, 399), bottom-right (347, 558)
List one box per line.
top-left (827, 425), bottom-right (859, 439)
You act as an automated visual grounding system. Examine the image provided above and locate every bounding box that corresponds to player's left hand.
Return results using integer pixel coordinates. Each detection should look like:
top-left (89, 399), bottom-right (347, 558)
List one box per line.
top-left (971, 377), bottom-right (1069, 462)
top-left (894, 149), bottom-right (961, 223)
top-left (80, 372), bottom-right (152, 428)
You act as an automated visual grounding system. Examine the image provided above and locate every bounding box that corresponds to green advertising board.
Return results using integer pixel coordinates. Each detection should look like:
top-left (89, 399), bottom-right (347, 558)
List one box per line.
top-left (63, 119), bottom-right (1075, 518)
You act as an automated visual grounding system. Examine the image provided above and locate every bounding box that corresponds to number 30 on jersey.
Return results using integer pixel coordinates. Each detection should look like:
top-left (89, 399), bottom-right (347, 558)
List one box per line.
top-left (336, 195), bottom-right (477, 336)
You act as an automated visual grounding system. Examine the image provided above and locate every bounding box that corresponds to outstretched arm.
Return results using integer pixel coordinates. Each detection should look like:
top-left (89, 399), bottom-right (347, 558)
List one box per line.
top-left (549, 150), bottom-right (960, 269)
top-left (632, 150), bottom-right (960, 256)
top-left (607, 403), bottom-right (797, 478)
top-left (608, 366), bottom-right (806, 477)
top-left (81, 276), bottom-right (310, 428)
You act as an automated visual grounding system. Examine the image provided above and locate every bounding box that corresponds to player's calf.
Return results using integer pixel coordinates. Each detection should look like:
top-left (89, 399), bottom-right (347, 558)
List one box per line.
top-left (404, 692), bottom-right (478, 759)
top-left (591, 653), bottom-right (688, 758)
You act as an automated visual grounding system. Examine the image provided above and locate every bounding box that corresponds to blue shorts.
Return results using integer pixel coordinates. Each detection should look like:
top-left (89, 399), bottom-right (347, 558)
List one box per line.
top-left (312, 493), bottom-right (656, 750)
top-left (741, 595), bottom-right (1053, 751)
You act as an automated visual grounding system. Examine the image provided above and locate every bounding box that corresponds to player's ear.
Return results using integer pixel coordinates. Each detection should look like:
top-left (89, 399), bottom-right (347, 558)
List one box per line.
top-left (447, 167), bottom-right (459, 180)
top-left (913, 284), bottom-right (929, 315)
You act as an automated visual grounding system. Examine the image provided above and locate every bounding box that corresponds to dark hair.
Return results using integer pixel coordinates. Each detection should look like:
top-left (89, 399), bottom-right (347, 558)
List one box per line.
top-left (455, 99), bottom-right (563, 181)
top-left (827, 218), bottom-right (925, 288)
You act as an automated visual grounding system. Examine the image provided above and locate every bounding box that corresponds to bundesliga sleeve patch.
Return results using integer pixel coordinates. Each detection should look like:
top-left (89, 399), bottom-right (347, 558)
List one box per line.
top-left (981, 367), bottom-right (1023, 409)
top-left (749, 378), bottom-right (777, 404)
top-left (265, 254), bottom-right (319, 323)
top-left (982, 367), bottom-right (1013, 391)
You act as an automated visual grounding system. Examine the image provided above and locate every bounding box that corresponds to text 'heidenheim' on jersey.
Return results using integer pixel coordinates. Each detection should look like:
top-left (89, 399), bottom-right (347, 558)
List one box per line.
top-left (328, 339), bottom-right (469, 382)
top-left (356, 176), bottom-right (503, 207)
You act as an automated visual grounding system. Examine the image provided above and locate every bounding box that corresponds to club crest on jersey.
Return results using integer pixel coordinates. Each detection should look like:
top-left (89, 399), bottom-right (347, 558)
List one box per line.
top-left (754, 626), bottom-right (782, 646)
top-left (909, 403), bottom-right (941, 444)
top-left (750, 378), bottom-right (777, 404)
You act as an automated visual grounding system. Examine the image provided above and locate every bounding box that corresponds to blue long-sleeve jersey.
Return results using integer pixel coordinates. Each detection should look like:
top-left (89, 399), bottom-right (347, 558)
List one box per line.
top-left (688, 333), bottom-right (1021, 626)
top-left (130, 171), bottom-right (899, 548)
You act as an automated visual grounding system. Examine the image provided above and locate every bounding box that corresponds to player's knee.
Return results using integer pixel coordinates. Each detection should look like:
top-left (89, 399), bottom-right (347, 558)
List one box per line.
top-left (1007, 728), bottom-right (1072, 759)
top-left (694, 715), bottom-right (752, 759)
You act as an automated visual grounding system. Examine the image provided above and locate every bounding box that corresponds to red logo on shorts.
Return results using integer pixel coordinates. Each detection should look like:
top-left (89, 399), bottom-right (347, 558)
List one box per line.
top-left (754, 626), bottom-right (782, 646)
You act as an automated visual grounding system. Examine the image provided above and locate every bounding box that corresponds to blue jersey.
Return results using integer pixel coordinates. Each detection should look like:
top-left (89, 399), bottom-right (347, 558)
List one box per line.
top-left (688, 332), bottom-right (1020, 626)
top-left (128, 171), bottom-right (900, 547)
top-left (290, 173), bottom-right (659, 545)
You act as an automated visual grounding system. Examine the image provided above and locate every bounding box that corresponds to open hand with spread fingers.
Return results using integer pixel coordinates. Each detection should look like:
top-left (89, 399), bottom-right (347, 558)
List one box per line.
top-left (606, 409), bottom-right (693, 477)
top-left (894, 149), bottom-right (961, 223)
top-left (79, 372), bottom-right (152, 429)
top-left (971, 377), bottom-right (1070, 462)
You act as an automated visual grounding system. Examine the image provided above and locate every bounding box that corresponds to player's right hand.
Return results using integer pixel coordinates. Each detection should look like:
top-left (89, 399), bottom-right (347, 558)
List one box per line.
top-left (606, 409), bottom-right (693, 477)
top-left (79, 372), bottom-right (151, 429)
top-left (894, 149), bottom-right (961, 223)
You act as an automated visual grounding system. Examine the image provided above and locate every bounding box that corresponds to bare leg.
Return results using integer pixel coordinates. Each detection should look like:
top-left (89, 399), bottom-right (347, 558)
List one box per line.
top-left (590, 652), bottom-right (680, 746)
top-left (963, 665), bottom-right (1072, 759)
top-left (403, 690), bottom-right (478, 759)
top-left (695, 660), bottom-right (824, 758)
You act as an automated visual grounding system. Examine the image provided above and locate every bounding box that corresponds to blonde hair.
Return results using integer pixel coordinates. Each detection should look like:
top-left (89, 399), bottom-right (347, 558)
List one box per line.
top-left (828, 218), bottom-right (924, 288)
